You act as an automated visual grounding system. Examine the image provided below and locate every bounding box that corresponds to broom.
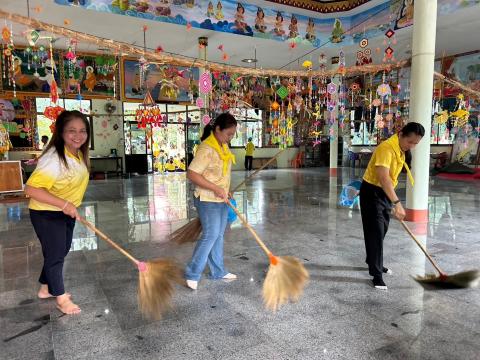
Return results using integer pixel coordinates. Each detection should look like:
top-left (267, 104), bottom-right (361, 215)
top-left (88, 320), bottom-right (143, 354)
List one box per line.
top-left (400, 220), bottom-right (480, 288)
top-left (79, 217), bottom-right (183, 319)
top-left (171, 149), bottom-right (284, 244)
top-left (226, 200), bottom-right (309, 311)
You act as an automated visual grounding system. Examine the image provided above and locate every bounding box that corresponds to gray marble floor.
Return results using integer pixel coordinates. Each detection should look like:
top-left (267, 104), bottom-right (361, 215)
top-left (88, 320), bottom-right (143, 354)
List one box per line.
top-left (1, 168), bottom-right (479, 360)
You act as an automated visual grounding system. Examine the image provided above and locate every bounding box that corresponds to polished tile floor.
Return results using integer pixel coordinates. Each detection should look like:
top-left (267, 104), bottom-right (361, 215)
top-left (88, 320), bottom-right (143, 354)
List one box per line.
top-left (1, 168), bottom-right (479, 360)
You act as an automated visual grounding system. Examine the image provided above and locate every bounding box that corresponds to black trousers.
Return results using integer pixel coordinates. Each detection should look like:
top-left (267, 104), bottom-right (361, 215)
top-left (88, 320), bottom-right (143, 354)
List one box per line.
top-left (359, 181), bottom-right (391, 277)
top-left (30, 210), bottom-right (76, 296)
top-left (245, 156), bottom-right (253, 170)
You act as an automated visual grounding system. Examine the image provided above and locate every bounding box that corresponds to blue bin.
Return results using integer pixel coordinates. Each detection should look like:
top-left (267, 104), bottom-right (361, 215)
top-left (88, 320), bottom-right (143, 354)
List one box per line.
top-left (227, 198), bottom-right (238, 223)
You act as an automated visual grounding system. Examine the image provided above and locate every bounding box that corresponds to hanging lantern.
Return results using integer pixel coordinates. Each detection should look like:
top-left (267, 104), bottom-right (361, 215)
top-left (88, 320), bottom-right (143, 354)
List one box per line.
top-left (135, 90), bottom-right (164, 128)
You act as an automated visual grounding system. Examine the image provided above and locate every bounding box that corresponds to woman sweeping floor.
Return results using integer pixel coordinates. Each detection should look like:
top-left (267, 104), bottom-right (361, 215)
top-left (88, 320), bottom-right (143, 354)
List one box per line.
top-left (360, 122), bottom-right (425, 290)
top-left (185, 113), bottom-right (238, 290)
top-left (25, 110), bottom-right (90, 314)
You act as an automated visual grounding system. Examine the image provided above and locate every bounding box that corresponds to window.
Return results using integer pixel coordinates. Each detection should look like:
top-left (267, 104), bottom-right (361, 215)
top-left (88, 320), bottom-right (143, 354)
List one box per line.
top-left (229, 108), bottom-right (263, 147)
top-left (35, 97), bottom-right (94, 150)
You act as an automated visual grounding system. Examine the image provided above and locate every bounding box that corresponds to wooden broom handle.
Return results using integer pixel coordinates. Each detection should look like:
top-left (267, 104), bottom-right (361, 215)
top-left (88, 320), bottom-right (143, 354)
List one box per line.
top-left (232, 149), bottom-right (284, 193)
top-left (399, 220), bottom-right (446, 276)
top-left (79, 217), bottom-right (140, 266)
top-left (226, 200), bottom-right (272, 257)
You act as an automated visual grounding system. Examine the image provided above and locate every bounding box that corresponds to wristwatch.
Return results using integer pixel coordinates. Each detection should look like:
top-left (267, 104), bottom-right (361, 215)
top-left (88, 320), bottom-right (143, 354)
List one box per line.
top-left (392, 199), bottom-right (401, 205)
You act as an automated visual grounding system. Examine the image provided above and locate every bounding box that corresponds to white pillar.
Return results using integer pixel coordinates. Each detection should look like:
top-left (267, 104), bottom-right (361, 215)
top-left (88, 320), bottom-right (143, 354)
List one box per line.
top-left (405, 0), bottom-right (437, 223)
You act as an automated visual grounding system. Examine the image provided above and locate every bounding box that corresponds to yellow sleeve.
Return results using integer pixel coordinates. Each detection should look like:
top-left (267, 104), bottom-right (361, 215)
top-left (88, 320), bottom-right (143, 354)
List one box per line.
top-left (374, 145), bottom-right (394, 168)
top-left (26, 152), bottom-right (61, 190)
top-left (188, 145), bottom-right (211, 175)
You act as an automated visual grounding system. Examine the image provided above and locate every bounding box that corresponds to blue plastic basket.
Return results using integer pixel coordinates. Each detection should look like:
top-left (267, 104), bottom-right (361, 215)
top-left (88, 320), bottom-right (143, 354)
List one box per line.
top-left (339, 180), bottom-right (361, 208)
top-left (227, 198), bottom-right (238, 223)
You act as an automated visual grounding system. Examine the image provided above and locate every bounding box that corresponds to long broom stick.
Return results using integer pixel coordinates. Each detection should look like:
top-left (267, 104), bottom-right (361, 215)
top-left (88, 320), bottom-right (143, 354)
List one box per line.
top-left (400, 220), bottom-right (479, 288)
top-left (171, 149), bottom-right (285, 244)
top-left (79, 217), bottom-right (183, 319)
top-left (226, 200), bottom-right (309, 311)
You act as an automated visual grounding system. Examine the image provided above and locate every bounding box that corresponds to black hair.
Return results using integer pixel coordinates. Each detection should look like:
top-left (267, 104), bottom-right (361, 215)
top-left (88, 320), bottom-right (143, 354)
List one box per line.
top-left (201, 112), bottom-right (237, 141)
top-left (276, 11), bottom-right (283, 21)
top-left (400, 122), bottom-right (425, 137)
top-left (41, 135), bottom-right (49, 142)
top-left (257, 7), bottom-right (264, 17)
top-left (42, 110), bottom-right (90, 169)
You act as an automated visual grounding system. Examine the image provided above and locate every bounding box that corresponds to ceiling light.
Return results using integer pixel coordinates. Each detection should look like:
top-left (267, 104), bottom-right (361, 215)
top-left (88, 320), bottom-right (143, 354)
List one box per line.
top-left (242, 58), bottom-right (258, 63)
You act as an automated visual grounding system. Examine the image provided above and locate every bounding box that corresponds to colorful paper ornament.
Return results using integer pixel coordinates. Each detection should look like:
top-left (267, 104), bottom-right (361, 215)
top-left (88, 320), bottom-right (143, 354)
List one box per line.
top-left (199, 71), bottom-right (212, 94)
top-left (44, 105), bottom-right (65, 121)
top-left (276, 86), bottom-right (288, 99)
top-left (195, 97), bottom-right (204, 108)
top-left (360, 38), bottom-right (368, 48)
top-left (271, 100), bottom-right (280, 111)
top-left (377, 83), bottom-right (391, 97)
top-left (327, 82), bottom-right (337, 95)
top-left (202, 114), bottom-right (211, 125)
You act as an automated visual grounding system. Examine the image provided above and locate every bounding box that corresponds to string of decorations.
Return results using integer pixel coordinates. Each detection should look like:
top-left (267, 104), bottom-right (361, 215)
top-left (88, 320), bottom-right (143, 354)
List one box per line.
top-left (0, 9), bottom-right (409, 79)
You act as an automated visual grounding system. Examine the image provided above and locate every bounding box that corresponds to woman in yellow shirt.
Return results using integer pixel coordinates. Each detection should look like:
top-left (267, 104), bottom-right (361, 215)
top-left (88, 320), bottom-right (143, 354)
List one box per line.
top-left (185, 113), bottom-right (237, 290)
top-left (25, 110), bottom-right (90, 315)
top-left (360, 122), bottom-right (424, 290)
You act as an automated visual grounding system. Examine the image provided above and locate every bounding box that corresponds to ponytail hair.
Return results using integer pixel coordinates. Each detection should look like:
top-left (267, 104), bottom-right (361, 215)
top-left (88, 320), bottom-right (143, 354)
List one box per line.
top-left (201, 112), bottom-right (237, 141)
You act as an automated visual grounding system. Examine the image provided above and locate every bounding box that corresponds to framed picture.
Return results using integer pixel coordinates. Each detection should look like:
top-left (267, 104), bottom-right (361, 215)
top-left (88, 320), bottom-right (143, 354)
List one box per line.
top-left (1, 47), bottom-right (61, 95)
top-left (63, 53), bottom-right (118, 98)
top-left (121, 58), bottom-right (198, 103)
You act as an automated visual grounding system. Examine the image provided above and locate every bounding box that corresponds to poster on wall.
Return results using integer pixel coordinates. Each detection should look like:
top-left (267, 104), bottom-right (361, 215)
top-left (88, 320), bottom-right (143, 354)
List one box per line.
top-left (64, 54), bottom-right (117, 97)
top-left (1, 48), bottom-right (61, 94)
top-left (122, 58), bottom-right (199, 102)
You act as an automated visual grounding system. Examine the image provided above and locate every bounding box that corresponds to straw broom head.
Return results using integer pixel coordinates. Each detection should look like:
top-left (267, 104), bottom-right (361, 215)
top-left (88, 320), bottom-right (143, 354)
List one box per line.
top-left (263, 255), bottom-right (309, 311)
top-left (169, 218), bottom-right (202, 245)
top-left (137, 258), bottom-right (183, 320)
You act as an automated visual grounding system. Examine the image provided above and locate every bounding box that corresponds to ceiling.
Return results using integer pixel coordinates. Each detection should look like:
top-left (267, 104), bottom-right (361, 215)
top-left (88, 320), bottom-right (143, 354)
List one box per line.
top-left (1, 0), bottom-right (480, 72)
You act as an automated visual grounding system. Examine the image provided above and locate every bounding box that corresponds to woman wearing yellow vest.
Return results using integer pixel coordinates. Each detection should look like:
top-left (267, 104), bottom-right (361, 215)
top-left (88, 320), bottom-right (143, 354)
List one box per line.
top-left (24, 111), bottom-right (90, 314)
top-left (360, 122), bottom-right (424, 290)
top-left (185, 113), bottom-right (237, 290)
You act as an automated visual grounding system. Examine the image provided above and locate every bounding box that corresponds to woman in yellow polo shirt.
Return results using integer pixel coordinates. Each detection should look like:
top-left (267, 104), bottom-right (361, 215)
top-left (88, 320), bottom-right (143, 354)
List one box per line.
top-left (25, 110), bottom-right (90, 315)
top-left (360, 122), bottom-right (425, 290)
top-left (185, 113), bottom-right (238, 290)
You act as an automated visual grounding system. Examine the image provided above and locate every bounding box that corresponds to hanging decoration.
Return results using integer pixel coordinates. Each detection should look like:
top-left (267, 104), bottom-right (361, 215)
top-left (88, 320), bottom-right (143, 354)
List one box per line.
top-left (135, 90), bottom-right (164, 128)
top-left (450, 93), bottom-right (470, 127)
top-left (383, 27), bottom-right (396, 63)
top-left (199, 71), bottom-right (212, 94)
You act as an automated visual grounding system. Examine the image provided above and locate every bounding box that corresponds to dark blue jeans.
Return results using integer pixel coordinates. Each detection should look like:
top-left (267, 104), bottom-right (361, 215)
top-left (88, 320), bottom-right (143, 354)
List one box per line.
top-left (185, 197), bottom-right (229, 281)
top-left (30, 210), bottom-right (76, 296)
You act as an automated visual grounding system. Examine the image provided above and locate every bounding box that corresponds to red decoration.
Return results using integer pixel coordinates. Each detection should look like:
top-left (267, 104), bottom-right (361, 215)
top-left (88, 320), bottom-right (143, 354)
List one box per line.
top-left (186, 22), bottom-right (192, 30)
top-left (289, 41), bottom-right (297, 49)
top-left (44, 105), bottom-right (65, 133)
top-left (135, 90), bottom-right (164, 128)
top-left (155, 46), bottom-right (163, 53)
top-left (385, 29), bottom-right (395, 38)
top-left (222, 53), bottom-right (229, 61)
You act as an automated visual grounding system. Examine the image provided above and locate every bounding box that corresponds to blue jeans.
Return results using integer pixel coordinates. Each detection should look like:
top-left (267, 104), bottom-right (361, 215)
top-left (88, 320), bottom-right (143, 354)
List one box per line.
top-left (185, 197), bottom-right (229, 281)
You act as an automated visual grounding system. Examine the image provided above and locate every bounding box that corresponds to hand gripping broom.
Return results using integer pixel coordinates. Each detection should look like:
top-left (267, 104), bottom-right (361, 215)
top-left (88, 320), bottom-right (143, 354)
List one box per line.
top-left (170, 150), bottom-right (284, 245)
top-left (226, 200), bottom-right (309, 311)
top-left (79, 217), bottom-right (183, 319)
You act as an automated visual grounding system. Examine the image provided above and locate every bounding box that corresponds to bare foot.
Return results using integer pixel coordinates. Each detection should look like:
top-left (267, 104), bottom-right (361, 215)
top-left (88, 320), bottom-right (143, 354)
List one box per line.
top-left (37, 285), bottom-right (71, 299)
top-left (56, 295), bottom-right (81, 315)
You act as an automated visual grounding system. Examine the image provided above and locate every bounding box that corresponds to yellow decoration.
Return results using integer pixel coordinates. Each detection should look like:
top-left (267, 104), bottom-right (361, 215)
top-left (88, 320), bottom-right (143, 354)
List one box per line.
top-left (434, 110), bottom-right (449, 125)
top-left (302, 60), bottom-right (312, 69)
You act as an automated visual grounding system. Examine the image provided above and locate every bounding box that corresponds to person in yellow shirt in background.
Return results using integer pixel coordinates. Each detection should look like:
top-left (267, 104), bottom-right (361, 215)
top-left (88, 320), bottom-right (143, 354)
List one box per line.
top-left (244, 137), bottom-right (255, 171)
top-left (165, 158), bottom-right (176, 172)
top-left (360, 122), bottom-right (425, 290)
top-left (24, 110), bottom-right (90, 315)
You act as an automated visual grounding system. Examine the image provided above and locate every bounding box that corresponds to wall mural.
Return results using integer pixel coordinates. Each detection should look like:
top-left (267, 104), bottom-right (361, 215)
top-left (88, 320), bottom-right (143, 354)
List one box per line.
top-left (54, 0), bottom-right (479, 48)
top-left (122, 58), bottom-right (199, 102)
